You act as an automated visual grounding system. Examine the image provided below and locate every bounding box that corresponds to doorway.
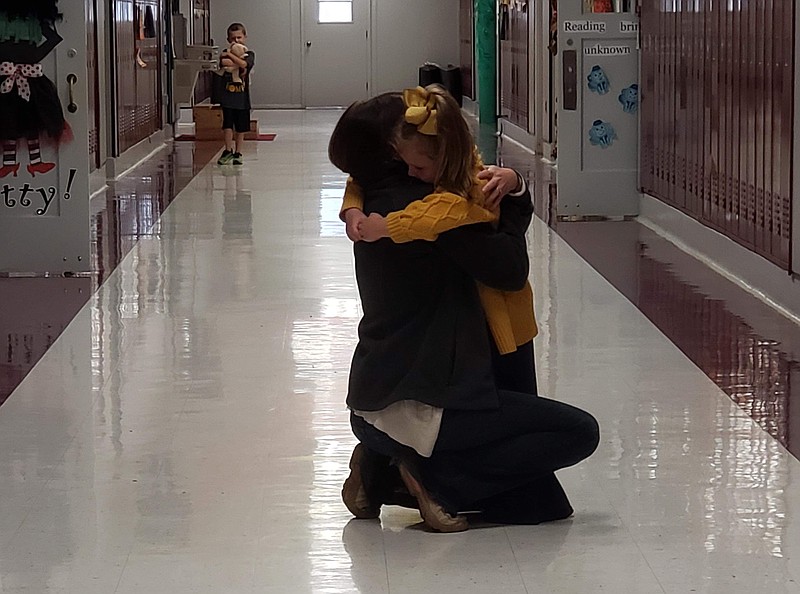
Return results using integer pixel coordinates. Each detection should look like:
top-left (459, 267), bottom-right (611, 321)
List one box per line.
top-left (302, 0), bottom-right (370, 107)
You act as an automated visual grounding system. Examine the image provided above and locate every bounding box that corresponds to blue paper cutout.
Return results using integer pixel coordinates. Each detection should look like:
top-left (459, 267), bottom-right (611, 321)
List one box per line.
top-left (587, 65), bottom-right (610, 95)
top-left (588, 120), bottom-right (617, 149)
top-left (619, 84), bottom-right (639, 114)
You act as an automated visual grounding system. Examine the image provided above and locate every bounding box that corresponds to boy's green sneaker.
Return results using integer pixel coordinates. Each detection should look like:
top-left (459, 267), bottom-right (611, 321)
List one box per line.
top-left (217, 149), bottom-right (233, 165)
top-left (232, 152), bottom-right (243, 165)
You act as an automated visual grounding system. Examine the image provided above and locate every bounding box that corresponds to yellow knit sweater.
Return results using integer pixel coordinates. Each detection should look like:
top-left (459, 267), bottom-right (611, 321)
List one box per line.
top-left (340, 176), bottom-right (538, 354)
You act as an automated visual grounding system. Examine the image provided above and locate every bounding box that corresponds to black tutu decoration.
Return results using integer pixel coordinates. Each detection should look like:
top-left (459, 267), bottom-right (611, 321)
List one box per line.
top-left (0, 1), bottom-right (71, 148)
top-left (0, 71), bottom-right (69, 143)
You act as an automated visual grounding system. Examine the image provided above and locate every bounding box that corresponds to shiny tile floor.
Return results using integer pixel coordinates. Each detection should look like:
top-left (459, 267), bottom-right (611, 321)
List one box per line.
top-left (0, 141), bottom-right (221, 407)
top-left (2, 110), bottom-right (800, 592)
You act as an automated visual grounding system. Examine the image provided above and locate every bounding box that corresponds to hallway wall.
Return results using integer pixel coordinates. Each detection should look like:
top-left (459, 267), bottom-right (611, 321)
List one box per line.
top-left (210, 0), bottom-right (459, 107)
top-left (211, 0), bottom-right (303, 107)
top-left (370, 0), bottom-right (460, 94)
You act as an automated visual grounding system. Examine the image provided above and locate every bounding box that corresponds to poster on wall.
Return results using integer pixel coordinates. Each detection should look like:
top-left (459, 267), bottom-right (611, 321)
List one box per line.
top-left (0, 1), bottom-right (89, 273)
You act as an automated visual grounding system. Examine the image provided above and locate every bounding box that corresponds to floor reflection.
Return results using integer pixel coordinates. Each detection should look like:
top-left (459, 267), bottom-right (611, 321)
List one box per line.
top-left (0, 278), bottom-right (90, 406)
top-left (0, 141), bottom-right (220, 407)
top-left (553, 219), bottom-right (800, 460)
top-left (92, 142), bottom-right (221, 286)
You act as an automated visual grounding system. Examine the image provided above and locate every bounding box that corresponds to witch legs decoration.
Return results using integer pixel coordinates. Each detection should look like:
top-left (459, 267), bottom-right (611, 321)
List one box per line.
top-left (0, 2), bottom-right (68, 179)
top-left (0, 61), bottom-right (57, 178)
top-left (1, 138), bottom-right (55, 178)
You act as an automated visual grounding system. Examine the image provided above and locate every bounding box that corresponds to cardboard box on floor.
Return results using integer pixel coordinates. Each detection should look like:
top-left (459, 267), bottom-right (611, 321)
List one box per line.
top-left (193, 105), bottom-right (258, 140)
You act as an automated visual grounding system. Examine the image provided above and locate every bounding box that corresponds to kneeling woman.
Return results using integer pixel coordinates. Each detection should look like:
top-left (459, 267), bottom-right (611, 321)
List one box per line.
top-left (329, 91), bottom-right (599, 532)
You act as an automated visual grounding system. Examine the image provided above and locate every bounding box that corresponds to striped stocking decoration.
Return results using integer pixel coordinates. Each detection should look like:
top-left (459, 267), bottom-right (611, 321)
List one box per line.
top-left (27, 137), bottom-right (55, 176)
top-left (0, 140), bottom-right (19, 178)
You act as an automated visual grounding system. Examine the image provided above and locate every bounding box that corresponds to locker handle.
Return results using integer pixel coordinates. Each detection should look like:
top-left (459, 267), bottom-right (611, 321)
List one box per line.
top-left (66, 73), bottom-right (78, 113)
top-left (563, 50), bottom-right (577, 111)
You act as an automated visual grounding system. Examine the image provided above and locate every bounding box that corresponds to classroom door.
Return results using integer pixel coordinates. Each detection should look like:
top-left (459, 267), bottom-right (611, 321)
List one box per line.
top-left (0, 1), bottom-right (90, 273)
top-left (556, 0), bottom-right (640, 218)
top-left (302, 0), bottom-right (370, 107)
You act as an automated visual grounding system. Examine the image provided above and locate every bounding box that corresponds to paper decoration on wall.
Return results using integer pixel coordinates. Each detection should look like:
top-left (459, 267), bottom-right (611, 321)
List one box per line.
top-left (134, 4), bottom-right (157, 40)
top-left (619, 84), bottom-right (638, 113)
top-left (589, 119), bottom-right (617, 148)
top-left (587, 65), bottom-right (610, 95)
top-left (588, 0), bottom-right (614, 12)
top-left (0, 1), bottom-right (72, 179)
top-left (134, 4), bottom-right (157, 68)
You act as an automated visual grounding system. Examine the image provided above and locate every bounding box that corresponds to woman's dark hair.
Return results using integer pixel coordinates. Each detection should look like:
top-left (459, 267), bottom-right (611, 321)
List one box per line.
top-left (328, 92), bottom-right (405, 183)
top-left (2, 0), bottom-right (62, 25)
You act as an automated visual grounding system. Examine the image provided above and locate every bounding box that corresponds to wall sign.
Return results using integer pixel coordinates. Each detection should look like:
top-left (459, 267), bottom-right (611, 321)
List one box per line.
top-left (564, 20), bottom-right (607, 33)
top-left (584, 44), bottom-right (632, 56)
top-left (2, 168), bottom-right (76, 216)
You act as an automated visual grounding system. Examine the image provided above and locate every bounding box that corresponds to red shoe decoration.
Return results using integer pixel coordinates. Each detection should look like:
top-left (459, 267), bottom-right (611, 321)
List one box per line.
top-left (0, 164), bottom-right (20, 178)
top-left (27, 162), bottom-right (56, 176)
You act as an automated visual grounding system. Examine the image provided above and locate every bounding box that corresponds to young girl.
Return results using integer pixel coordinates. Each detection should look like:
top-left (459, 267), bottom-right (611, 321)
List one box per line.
top-left (341, 85), bottom-right (539, 395)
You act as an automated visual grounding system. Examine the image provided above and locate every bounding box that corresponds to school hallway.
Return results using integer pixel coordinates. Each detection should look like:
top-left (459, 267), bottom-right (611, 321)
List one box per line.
top-left (1, 110), bottom-right (799, 593)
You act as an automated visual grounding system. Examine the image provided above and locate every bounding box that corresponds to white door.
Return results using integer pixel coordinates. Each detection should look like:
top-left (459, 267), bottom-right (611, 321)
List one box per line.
top-left (556, 2), bottom-right (640, 218)
top-left (0, 1), bottom-right (90, 273)
top-left (302, 0), bottom-right (370, 107)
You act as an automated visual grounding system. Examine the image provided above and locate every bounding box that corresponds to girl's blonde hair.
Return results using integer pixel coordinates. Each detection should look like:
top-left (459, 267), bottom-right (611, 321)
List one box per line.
top-left (395, 84), bottom-right (477, 198)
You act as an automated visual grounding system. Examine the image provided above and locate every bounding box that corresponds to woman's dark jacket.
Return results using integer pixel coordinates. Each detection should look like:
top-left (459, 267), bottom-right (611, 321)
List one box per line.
top-left (346, 166), bottom-right (533, 412)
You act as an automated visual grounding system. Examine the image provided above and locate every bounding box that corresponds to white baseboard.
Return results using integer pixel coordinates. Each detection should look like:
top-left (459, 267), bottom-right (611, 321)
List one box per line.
top-left (105, 130), bottom-right (168, 181)
top-left (499, 120), bottom-right (539, 154)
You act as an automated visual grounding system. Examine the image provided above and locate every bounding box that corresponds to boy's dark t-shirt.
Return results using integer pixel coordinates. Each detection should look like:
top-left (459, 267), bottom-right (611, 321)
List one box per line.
top-left (220, 51), bottom-right (255, 110)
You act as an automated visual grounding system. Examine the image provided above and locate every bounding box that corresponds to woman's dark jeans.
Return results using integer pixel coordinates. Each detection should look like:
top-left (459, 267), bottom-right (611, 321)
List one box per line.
top-left (350, 391), bottom-right (599, 523)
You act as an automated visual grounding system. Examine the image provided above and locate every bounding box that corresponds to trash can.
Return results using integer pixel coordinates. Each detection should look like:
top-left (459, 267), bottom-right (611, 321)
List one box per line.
top-left (418, 62), bottom-right (442, 87)
top-left (418, 63), bottom-right (463, 107)
top-left (440, 64), bottom-right (463, 107)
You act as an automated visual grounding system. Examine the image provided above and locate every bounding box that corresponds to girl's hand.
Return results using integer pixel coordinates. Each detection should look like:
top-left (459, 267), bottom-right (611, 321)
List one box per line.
top-left (478, 166), bottom-right (523, 210)
top-left (344, 208), bottom-right (366, 242)
top-left (357, 213), bottom-right (389, 242)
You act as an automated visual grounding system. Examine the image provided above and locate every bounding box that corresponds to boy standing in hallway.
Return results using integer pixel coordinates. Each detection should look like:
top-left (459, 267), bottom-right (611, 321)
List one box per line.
top-left (217, 23), bottom-right (255, 166)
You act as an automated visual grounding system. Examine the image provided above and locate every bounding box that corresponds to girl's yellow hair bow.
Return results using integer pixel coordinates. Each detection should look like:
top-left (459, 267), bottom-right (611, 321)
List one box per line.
top-left (403, 86), bottom-right (438, 135)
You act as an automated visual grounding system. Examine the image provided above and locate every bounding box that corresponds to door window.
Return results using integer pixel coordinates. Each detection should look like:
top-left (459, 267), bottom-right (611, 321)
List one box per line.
top-left (318, 0), bottom-right (353, 23)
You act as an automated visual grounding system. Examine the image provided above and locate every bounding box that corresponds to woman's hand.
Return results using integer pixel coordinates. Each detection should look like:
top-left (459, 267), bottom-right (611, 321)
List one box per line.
top-left (344, 208), bottom-right (366, 242)
top-left (357, 213), bottom-right (390, 242)
top-left (478, 166), bottom-right (523, 210)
